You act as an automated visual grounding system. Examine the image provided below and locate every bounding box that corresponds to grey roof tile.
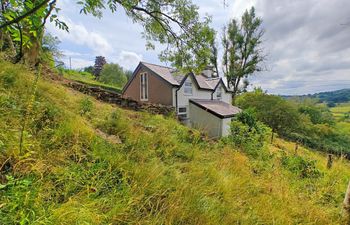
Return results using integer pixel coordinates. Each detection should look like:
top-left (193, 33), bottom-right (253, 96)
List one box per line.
top-left (190, 99), bottom-right (242, 118)
top-left (141, 62), bottom-right (224, 91)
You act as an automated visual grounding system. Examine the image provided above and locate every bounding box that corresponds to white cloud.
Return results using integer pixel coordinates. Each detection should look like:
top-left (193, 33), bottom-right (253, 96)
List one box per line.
top-left (47, 17), bottom-right (111, 56)
top-left (230, 0), bottom-right (257, 18)
top-left (115, 51), bottom-right (143, 70)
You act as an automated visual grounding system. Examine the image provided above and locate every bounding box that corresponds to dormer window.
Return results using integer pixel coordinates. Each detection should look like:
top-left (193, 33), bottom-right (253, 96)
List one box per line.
top-left (184, 79), bottom-right (192, 95)
top-left (216, 86), bottom-right (222, 100)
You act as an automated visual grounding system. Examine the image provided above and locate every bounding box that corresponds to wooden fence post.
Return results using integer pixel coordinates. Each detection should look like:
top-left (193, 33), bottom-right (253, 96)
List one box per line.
top-left (294, 143), bottom-right (299, 155)
top-left (327, 154), bottom-right (333, 169)
top-left (343, 181), bottom-right (350, 222)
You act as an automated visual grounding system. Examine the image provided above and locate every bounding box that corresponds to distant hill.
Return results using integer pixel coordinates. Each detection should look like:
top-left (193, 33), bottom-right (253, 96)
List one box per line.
top-left (283, 88), bottom-right (350, 104)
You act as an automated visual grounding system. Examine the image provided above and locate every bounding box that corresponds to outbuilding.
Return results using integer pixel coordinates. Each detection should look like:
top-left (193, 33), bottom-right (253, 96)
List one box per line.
top-left (189, 99), bottom-right (242, 138)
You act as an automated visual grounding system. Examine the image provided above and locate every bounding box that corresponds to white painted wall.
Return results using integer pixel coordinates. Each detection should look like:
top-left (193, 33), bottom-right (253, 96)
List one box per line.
top-left (173, 75), bottom-right (212, 118)
top-left (213, 83), bottom-right (232, 104)
top-left (221, 117), bottom-right (232, 137)
top-left (189, 103), bottom-right (222, 137)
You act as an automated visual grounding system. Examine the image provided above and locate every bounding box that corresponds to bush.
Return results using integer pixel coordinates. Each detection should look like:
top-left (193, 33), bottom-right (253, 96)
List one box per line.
top-left (79, 97), bottom-right (93, 115)
top-left (228, 110), bottom-right (271, 158)
top-left (281, 154), bottom-right (323, 178)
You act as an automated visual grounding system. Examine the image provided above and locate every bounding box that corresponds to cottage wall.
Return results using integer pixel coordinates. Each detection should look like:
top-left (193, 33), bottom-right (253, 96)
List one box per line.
top-left (123, 67), bottom-right (173, 105)
top-left (189, 103), bottom-right (223, 137)
top-left (175, 75), bottom-right (212, 115)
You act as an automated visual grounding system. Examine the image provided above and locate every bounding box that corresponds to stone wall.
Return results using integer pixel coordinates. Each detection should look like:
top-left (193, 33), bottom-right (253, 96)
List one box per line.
top-left (66, 81), bottom-right (175, 116)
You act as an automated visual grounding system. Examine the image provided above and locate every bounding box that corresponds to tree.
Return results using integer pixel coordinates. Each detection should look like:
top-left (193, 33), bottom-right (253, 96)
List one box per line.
top-left (41, 32), bottom-right (63, 66)
top-left (0, 0), bottom-right (214, 71)
top-left (93, 56), bottom-right (106, 79)
top-left (124, 70), bottom-right (133, 81)
top-left (83, 66), bottom-right (94, 74)
top-left (0, 0), bottom-right (67, 64)
top-left (212, 7), bottom-right (265, 102)
top-left (236, 90), bottom-right (301, 137)
top-left (99, 63), bottom-right (128, 87)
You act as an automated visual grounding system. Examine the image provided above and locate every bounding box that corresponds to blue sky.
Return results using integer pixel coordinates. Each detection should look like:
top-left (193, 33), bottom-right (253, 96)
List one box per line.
top-left (47, 0), bottom-right (350, 95)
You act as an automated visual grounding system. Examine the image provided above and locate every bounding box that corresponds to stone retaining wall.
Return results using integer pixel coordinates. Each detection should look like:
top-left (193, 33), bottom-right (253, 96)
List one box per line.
top-left (66, 82), bottom-right (175, 116)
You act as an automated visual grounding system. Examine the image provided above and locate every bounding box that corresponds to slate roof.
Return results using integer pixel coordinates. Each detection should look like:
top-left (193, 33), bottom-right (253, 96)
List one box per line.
top-left (141, 62), bottom-right (182, 86)
top-left (189, 99), bottom-right (242, 119)
top-left (141, 62), bottom-right (225, 91)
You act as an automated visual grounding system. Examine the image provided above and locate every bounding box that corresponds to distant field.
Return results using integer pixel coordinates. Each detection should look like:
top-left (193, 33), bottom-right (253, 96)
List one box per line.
top-left (331, 103), bottom-right (350, 135)
top-left (330, 102), bottom-right (350, 119)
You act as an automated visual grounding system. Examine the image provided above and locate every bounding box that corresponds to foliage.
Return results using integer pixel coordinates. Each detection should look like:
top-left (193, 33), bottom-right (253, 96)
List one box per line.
top-left (298, 103), bottom-right (334, 125)
top-left (211, 7), bottom-right (265, 100)
top-left (1, 0), bottom-right (214, 71)
top-left (79, 97), bottom-right (93, 115)
top-left (0, 0), bottom-right (67, 64)
top-left (99, 63), bottom-right (128, 87)
top-left (93, 56), bottom-right (106, 78)
top-left (125, 70), bottom-right (133, 81)
top-left (83, 66), bottom-right (94, 74)
top-left (283, 88), bottom-right (350, 104)
top-left (41, 33), bottom-right (63, 66)
top-left (236, 90), bottom-right (301, 135)
top-left (281, 154), bottom-right (323, 179)
top-left (1, 60), bottom-right (350, 224)
top-left (62, 68), bottom-right (122, 93)
top-left (237, 90), bottom-right (350, 156)
top-left (227, 110), bottom-right (271, 158)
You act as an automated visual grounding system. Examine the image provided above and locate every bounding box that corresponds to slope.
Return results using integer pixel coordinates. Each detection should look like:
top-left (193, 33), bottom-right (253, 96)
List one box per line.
top-left (0, 60), bottom-right (350, 224)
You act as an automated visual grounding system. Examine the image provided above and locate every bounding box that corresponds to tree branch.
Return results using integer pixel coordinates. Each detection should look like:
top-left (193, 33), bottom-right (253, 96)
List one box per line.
top-left (0, 0), bottom-right (50, 29)
top-left (42, 0), bottom-right (57, 27)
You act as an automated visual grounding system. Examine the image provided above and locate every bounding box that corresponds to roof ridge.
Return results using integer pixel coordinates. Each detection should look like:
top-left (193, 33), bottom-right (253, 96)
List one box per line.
top-left (141, 61), bottom-right (174, 70)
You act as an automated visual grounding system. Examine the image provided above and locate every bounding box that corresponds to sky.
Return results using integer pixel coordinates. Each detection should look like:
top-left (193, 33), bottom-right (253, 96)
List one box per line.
top-left (47, 0), bottom-right (350, 95)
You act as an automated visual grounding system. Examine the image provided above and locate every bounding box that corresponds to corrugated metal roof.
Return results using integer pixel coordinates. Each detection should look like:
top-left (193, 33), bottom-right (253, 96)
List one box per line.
top-left (190, 99), bottom-right (242, 118)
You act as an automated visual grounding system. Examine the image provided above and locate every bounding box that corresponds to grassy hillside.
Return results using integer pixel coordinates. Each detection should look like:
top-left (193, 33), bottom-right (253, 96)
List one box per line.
top-left (1, 60), bottom-right (350, 224)
top-left (62, 69), bottom-right (122, 93)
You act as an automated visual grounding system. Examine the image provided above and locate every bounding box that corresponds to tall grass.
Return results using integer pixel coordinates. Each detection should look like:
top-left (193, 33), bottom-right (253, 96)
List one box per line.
top-left (0, 60), bottom-right (350, 224)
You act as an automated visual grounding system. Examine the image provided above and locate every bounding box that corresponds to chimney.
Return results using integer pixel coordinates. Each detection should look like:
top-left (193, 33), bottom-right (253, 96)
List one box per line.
top-left (202, 65), bottom-right (215, 78)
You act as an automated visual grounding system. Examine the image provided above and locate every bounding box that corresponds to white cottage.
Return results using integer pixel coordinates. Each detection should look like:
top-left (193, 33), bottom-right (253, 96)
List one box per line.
top-left (122, 62), bottom-right (242, 137)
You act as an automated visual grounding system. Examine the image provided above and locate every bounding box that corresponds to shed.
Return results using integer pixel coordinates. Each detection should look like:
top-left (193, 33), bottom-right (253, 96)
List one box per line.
top-left (189, 99), bottom-right (242, 138)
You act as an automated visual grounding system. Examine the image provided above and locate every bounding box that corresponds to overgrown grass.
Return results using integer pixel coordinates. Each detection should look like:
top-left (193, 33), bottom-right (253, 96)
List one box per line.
top-left (1, 60), bottom-right (350, 224)
top-left (62, 69), bottom-right (122, 93)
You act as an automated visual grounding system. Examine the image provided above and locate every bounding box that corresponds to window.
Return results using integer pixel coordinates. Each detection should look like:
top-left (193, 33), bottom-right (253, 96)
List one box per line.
top-left (140, 73), bottom-right (148, 101)
top-left (179, 107), bottom-right (187, 113)
top-left (216, 86), bottom-right (222, 100)
top-left (178, 107), bottom-right (187, 120)
top-left (184, 79), bottom-right (192, 95)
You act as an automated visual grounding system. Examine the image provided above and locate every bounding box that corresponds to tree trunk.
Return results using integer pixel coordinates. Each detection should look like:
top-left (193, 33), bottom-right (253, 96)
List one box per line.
top-left (23, 31), bottom-right (43, 66)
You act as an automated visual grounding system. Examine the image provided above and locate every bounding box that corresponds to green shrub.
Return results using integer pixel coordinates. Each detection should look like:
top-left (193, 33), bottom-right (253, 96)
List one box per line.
top-left (228, 120), bottom-right (270, 158)
top-left (79, 97), bottom-right (93, 115)
top-left (281, 154), bottom-right (323, 179)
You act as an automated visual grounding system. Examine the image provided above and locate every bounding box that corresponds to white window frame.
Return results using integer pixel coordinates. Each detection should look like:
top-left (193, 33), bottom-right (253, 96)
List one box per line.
top-left (178, 106), bottom-right (188, 120)
top-left (216, 86), bottom-right (222, 100)
top-left (184, 79), bottom-right (193, 95)
top-left (140, 72), bottom-right (148, 101)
